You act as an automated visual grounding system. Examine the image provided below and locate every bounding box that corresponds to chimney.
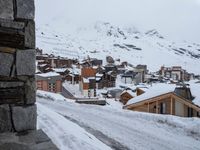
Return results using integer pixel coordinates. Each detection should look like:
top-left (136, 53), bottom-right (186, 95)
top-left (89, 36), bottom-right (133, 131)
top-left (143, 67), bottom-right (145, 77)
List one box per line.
top-left (174, 84), bottom-right (194, 101)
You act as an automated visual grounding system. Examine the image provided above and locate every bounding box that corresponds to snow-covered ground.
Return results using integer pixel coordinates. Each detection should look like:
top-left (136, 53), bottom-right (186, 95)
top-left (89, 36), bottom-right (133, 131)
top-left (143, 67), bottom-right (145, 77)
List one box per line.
top-left (37, 89), bottom-right (200, 150)
top-left (62, 81), bottom-right (83, 98)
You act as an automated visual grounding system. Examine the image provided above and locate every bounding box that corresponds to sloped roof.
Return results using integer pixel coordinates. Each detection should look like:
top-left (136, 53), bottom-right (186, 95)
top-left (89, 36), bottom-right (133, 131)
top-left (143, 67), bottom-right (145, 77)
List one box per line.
top-left (36, 72), bottom-right (60, 77)
top-left (126, 84), bottom-right (175, 105)
top-left (121, 90), bottom-right (136, 97)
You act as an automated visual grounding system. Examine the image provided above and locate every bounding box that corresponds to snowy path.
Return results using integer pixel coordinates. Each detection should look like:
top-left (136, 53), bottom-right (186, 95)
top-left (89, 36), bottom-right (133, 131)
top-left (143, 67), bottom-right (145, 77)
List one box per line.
top-left (37, 103), bottom-right (112, 150)
top-left (37, 96), bottom-right (200, 150)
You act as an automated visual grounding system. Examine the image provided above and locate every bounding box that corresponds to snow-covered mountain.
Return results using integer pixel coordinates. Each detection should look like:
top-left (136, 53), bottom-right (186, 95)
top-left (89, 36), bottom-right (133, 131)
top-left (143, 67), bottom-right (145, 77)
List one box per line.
top-left (35, 0), bottom-right (200, 74)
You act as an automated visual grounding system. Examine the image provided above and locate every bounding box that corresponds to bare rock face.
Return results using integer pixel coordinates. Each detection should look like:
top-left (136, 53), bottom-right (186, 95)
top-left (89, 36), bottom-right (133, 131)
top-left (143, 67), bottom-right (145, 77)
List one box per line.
top-left (0, 0), bottom-right (14, 20)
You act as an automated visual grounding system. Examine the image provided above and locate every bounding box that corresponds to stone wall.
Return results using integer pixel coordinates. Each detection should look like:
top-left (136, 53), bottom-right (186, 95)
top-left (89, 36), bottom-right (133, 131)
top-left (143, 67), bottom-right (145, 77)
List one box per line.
top-left (0, 0), bottom-right (36, 133)
top-left (0, 0), bottom-right (58, 149)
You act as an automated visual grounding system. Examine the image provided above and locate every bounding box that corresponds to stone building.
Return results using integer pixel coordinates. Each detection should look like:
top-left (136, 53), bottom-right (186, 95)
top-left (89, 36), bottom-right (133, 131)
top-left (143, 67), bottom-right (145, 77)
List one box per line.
top-left (0, 0), bottom-right (58, 149)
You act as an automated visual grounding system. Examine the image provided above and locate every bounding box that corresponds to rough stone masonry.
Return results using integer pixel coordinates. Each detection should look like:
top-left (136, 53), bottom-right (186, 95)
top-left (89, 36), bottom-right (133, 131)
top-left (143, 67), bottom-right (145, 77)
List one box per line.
top-left (0, 0), bottom-right (58, 149)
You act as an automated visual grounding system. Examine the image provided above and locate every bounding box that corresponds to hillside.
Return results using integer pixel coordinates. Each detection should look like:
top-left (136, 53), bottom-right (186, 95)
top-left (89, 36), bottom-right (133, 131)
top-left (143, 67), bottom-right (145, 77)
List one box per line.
top-left (36, 21), bottom-right (200, 74)
top-left (35, 0), bottom-right (200, 74)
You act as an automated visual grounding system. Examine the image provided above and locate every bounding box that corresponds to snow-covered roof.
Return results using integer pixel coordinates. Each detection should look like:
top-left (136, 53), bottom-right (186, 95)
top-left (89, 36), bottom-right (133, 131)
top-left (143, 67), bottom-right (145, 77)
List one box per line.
top-left (126, 84), bottom-right (175, 105)
top-left (96, 73), bottom-right (103, 77)
top-left (53, 68), bottom-right (68, 73)
top-left (96, 77), bottom-right (102, 81)
top-left (121, 90), bottom-right (136, 97)
top-left (93, 66), bottom-right (98, 69)
top-left (38, 64), bottom-right (48, 67)
top-left (69, 68), bottom-right (80, 75)
top-left (36, 72), bottom-right (60, 77)
top-left (188, 80), bottom-right (200, 107)
top-left (83, 78), bottom-right (89, 83)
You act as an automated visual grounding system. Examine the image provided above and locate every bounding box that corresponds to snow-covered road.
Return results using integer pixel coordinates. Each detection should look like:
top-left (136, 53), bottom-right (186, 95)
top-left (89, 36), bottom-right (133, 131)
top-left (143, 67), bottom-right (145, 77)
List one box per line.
top-left (37, 92), bottom-right (200, 150)
top-left (37, 103), bottom-right (112, 150)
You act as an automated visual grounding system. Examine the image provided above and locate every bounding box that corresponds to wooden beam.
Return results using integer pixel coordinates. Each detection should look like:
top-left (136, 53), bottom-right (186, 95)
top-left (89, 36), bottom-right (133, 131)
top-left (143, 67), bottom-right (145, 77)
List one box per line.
top-left (170, 96), bottom-right (173, 115)
top-left (156, 101), bottom-right (158, 114)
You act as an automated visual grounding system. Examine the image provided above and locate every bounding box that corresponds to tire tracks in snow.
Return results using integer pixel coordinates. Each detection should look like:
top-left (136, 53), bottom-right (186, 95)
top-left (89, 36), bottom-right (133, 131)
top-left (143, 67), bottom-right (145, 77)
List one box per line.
top-left (60, 114), bottom-right (130, 150)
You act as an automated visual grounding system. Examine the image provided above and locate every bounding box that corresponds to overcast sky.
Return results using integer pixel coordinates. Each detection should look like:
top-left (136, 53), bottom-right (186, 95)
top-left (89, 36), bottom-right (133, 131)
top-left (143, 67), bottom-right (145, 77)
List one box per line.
top-left (36, 0), bottom-right (200, 42)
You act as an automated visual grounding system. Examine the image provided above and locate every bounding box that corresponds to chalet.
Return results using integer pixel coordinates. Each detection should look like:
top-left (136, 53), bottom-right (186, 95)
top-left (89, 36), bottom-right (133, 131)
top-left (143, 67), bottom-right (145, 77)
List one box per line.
top-left (159, 66), bottom-right (190, 81)
top-left (116, 61), bottom-right (128, 74)
top-left (121, 70), bottom-right (137, 84)
top-left (96, 66), bottom-right (105, 74)
top-left (36, 72), bottom-right (62, 93)
top-left (104, 64), bottom-right (118, 73)
top-left (134, 65), bottom-right (148, 84)
top-left (124, 84), bottom-right (200, 118)
top-left (95, 73), bottom-right (104, 89)
top-left (36, 52), bottom-right (77, 68)
top-left (37, 63), bottom-right (53, 73)
top-left (120, 90), bottom-right (136, 105)
top-left (52, 68), bottom-right (70, 81)
top-left (90, 58), bottom-right (103, 67)
top-left (104, 71), bottom-right (117, 87)
top-left (65, 67), bottom-right (81, 84)
top-left (80, 67), bottom-right (97, 97)
top-left (46, 57), bottom-right (76, 68)
top-left (136, 64), bottom-right (148, 74)
top-left (107, 89), bottom-right (123, 100)
top-left (97, 66), bottom-right (116, 88)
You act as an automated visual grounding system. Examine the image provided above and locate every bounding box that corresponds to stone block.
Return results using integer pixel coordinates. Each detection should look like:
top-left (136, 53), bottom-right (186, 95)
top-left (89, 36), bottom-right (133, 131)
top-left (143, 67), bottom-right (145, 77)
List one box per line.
top-left (0, 0), bottom-right (14, 20)
top-left (0, 81), bottom-right (24, 104)
top-left (0, 19), bottom-right (24, 30)
top-left (0, 105), bottom-right (12, 133)
top-left (25, 77), bottom-right (36, 104)
top-left (0, 52), bottom-right (14, 77)
top-left (0, 81), bottom-right (24, 88)
top-left (16, 49), bottom-right (36, 76)
top-left (0, 87), bottom-right (24, 104)
top-left (0, 19), bottom-right (35, 49)
top-left (25, 21), bottom-right (35, 49)
top-left (12, 105), bottom-right (37, 132)
top-left (15, 0), bottom-right (35, 20)
top-left (0, 19), bottom-right (25, 49)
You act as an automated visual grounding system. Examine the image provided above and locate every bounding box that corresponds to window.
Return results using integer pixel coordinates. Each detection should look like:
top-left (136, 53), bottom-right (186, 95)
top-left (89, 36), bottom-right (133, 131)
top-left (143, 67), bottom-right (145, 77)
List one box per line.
top-left (48, 83), bottom-right (56, 92)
